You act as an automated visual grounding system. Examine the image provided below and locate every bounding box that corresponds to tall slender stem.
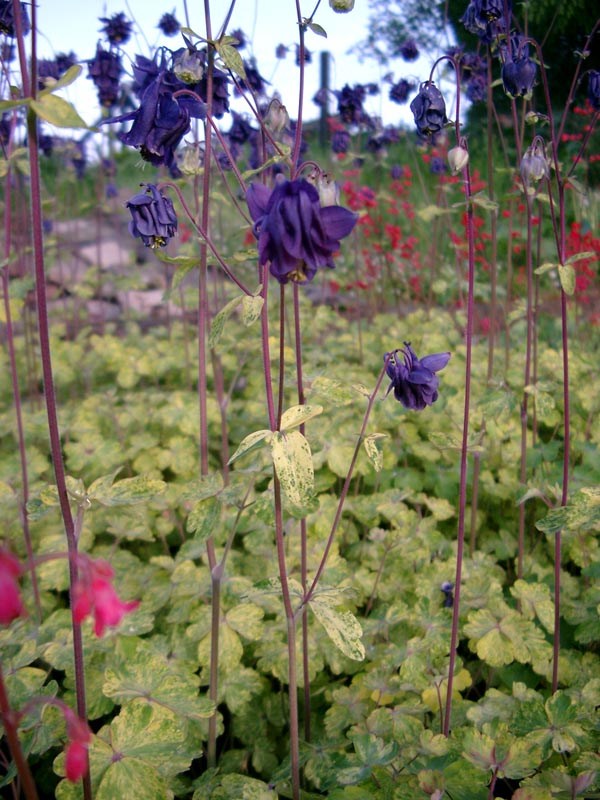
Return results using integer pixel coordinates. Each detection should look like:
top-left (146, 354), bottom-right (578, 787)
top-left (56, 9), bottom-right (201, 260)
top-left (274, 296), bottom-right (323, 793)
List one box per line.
top-left (443, 160), bottom-right (475, 737)
top-left (0, 664), bottom-right (39, 800)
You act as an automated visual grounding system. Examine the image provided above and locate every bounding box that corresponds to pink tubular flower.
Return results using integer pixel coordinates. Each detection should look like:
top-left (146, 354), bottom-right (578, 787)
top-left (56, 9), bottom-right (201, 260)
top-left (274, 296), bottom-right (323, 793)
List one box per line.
top-left (64, 709), bottom-right (91, 782)
top-left (0, 549), bottom-right (25, 625)
top-left (72, 558), bottom-right (139, 637)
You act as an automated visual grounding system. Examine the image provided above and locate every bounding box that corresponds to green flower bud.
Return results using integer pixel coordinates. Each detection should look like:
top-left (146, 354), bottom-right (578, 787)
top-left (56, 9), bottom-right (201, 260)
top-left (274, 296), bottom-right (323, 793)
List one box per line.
top-left (329, 0), bottom-right (355, 12)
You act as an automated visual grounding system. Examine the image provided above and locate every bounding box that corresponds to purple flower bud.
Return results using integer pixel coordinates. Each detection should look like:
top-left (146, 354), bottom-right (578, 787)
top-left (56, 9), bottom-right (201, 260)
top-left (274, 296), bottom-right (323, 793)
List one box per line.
top-left (126, 184), bottom-right (177, 249)
top-left (87, 45), bottom-right (122, 108)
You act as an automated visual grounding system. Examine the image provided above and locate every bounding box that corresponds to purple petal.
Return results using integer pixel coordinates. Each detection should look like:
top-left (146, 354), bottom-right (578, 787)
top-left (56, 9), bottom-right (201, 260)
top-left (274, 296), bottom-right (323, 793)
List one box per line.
top-left (320, 205), bottom-right (358, 241)
top-left (420, 352), bottom-right (451, 372)
top-left (246, 183), bottom-right (272, 222)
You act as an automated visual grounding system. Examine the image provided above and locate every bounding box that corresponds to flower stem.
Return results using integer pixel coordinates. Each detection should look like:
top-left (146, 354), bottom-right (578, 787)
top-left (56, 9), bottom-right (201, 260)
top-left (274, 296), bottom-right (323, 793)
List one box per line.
top-left (443, 159), bottom-right (475, 738)
top-left (0, 663), bottom-right (39, 800)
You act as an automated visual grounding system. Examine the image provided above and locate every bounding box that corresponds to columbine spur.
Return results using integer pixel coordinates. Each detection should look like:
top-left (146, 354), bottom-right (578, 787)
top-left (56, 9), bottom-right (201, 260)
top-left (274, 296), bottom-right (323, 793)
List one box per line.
top-left (385, 342), bottom-right (451, 410)
top-left (246, 176), bottom-right (357, 284)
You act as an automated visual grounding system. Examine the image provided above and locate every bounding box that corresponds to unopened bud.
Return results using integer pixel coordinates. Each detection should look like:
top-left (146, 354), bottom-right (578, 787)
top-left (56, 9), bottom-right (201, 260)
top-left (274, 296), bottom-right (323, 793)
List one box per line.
top-left (520, 137), bottom-right (549, 187)
top-left (264, 98), bottom-right (289, 133)
top-left (308, 171), bottom-right (340, 206)
top-left (329, 0), bottom-right (355, 11)
top-left (447, 145), bottom-right (469, 174)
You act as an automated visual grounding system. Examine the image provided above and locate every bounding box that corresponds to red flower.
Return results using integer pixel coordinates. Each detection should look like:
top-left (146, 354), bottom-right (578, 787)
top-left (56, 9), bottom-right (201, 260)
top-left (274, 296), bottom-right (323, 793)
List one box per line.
top-left (73, 558), bottom-right (139, 637)
top-left (0, 550), bottom-right (25, 625)
top-left (64, 709), bottom-right (91, 782)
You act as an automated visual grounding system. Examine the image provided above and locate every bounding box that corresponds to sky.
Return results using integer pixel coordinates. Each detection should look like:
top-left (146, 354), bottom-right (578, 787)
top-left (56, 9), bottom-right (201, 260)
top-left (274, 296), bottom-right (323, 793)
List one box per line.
top-left (33, 0), bottom-right (437, 131)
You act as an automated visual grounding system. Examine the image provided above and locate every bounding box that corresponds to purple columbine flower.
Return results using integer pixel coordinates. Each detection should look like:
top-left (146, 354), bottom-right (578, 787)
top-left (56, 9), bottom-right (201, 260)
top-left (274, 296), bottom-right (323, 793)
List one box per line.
top-left (384, 342), bottom-right (450, 410)
top-left (246, 176), bottom-right (358, 284)
top-left (441, 581), bottom-right (454, 607)
top-left (336, 83), bottom-right (368, 125)
top-left (399, 39), bottom-right (419, 62)
top-left (587, 70), bottom-right (600, 110)
top-left (461, 0), bottom-right (510, 41)
top-left (332, 129), bottom-right (351, 154)
top-left (501, 38), bottom-right (537, 100)
top-left (99, 12), bottom-right (133, 46)
top-left (126, 184), bottom-right (177, 249)
top-left (389, 79), bottom-right (414, 105)
top-left (158, 12), bottom-right (180, 37)
top-left (410, 82), bottom-right (449, 138)
top-left (0, 1), bottom-right (30, 37)
top-left (87, 44), bottom-right (122, 108)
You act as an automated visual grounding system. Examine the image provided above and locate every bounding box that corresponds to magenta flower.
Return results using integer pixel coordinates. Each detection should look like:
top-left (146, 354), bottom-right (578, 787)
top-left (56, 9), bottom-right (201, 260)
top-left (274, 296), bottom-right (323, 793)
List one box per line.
top-left (385, 342), bottom-right (451, 410)
top-left (63, 708), bottom-right (92, 783)
top-left (246, 177), bottom-right (357, 284)
top-left (0, 549), bottom-right (24, 625)
top-left (72, 558), bottom-right (139, 637)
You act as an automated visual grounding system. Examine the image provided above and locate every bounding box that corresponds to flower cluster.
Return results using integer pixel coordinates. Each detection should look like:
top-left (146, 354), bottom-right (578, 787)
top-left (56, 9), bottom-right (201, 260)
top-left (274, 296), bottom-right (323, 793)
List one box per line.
top-left (72, 557), bottom-right (139, 636)
top-left (385, 343), bottom-right (451, 410)
top-left (158, 11), bottom-right (180, 37)
top-left (246, 176), bottom-right (357, 284)
top-left (126, 184), bottom-right (178, 249)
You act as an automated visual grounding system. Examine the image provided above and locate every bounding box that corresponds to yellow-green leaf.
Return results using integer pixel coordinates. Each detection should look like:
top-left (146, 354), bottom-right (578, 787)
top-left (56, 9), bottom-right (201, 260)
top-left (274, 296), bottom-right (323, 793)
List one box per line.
top-left (271, 430), bottom-right (316, 514)
top-left (280, 404), bottom-right (323, 432)
top-left (30, 94), bottom-right (89, 129)
top-left (558, 264), bottom-right (575, 295)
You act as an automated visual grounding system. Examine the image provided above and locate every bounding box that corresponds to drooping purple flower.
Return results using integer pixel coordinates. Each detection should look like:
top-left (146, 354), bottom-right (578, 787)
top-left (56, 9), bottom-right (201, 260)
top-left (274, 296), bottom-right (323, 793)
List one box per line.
top-left (461, 0), bottom-right (510, 41)
top-left (399, 39), bottom-right (419, 62)
top-left (0, 1), bottom-right (30, 37)
top-left (275, 44), bottom-right (288, 59)
top-left (336, 83), bottom-right (368, 125)
top-left (99, 12), bottom-right (133, 46)
top-left (501, 38), bottom-right (537, 99)
top-left (384, 342), bottom-right (451, 410)
top-left (389, 79), bottom-right (414, 105)
top-left (441, 581), bottom-right (454, 607)
top-left (430, 156), bottom-right (448, 174)
top-left (246, 176), bottom-right (358, 284)
top-left (126, 184), bottom-right (177, 249)
top-left (390, 164), bottom-right (404, 180)
top-left (410, 82), bottom-right (449, 138)
top-left (158, 11), bottom-right (180, 37)
top-left (87, 45), bottom-right (122, 108)
top-left (56, 51), bottom-right (78, 74)
top-left (331, 129), bottom-right (351, 154)
top-left (587, 70), bottom-right (600, 110)
top-left (105, 71), bottom-right (192, 169)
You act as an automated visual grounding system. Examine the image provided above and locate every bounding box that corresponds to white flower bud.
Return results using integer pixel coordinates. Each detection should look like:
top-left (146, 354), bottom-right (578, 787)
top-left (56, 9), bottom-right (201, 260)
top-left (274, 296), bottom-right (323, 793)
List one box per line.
top-left (521, 138), bottom-right (549, 187)
top-left (264, 98), bottom-right (289, 133)
top-left (447, 145), bottom-right (469, 174)
top-left (173, 50), bottom-right (204, 83)
top-left (308, 171), bottom-right (340, 206)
